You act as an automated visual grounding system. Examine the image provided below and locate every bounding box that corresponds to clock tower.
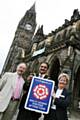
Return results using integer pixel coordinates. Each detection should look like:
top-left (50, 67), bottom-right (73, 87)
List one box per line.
top-left (1, 3), bottom-right (36, 73)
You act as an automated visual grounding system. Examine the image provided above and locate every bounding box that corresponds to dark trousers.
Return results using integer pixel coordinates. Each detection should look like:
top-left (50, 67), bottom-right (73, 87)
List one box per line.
top-left (17, 109), bottom-right (41, 120)
top-left (17, 109), bottom-right (32, 120)
top-left (44, 109), bottom-right (57, 120)
top-left (44, 108), bottom-right (68, 120)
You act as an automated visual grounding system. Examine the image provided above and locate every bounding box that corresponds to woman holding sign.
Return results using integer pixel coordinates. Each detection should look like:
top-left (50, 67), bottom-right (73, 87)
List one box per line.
top-left (44, 73), bottom-right (71, 120)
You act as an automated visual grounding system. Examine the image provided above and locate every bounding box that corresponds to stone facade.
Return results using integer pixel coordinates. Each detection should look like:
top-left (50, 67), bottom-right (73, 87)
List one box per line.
top-left (1, 8), bottom-right (80, 110)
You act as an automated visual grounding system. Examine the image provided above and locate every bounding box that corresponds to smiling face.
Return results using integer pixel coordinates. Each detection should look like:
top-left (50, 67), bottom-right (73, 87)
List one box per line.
top-left (58, 76), bottom-right (68, 89)
top-left (39, 63), bottom-right (48, 75)
top-left (16, 63), bottom-right (27, 76)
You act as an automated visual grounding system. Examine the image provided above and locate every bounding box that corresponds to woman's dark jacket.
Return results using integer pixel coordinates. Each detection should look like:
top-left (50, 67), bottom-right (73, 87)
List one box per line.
top-left (44, 87), bottom-right (71, 120)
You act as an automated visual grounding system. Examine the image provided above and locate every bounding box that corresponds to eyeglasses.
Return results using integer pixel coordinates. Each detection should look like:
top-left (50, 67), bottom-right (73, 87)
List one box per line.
top-left (59, 79), bottom-right (66, 82)
top-left (59, 79), bottom-right (67, 84)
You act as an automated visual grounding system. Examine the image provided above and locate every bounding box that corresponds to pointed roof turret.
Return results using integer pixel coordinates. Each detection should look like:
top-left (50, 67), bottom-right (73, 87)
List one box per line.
top-left (28, 2), bottom-right (36, 13)
top-left (32, 25), bottom-right (45, 43)
top-left (18, 2), bottom-right (36, 32)
top-left (36, 25), bottom-right (44, 36)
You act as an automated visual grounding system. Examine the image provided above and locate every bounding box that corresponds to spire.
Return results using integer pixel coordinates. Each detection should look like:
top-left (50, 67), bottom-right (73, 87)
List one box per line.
top-left (32, 25), bottom-right (45, 43)
top-left (36, 25), bottom-right (44, 36)
top-left (71, 9), bottom-right (80, 22)
top-left (18, 2), bottom-right (36, 32)
top-left (28, 2), bottom-right (36, 13)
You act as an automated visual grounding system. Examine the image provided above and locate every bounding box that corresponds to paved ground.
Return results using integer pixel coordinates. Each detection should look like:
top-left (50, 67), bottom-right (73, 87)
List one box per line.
top-left (39, 116), bottom-right (80, 120)
top-left (69, 116), bottom-right (80, 120)
top-left (69, 111), bottom-right (80, 120)
top-left (12, 110), bottom-right (80, 120)
top-left (39, 117), bottom-right (80, 120)
top-left (39, 111), bottom-right (80, 120)
top-left (39, 115), bottom-right (80, 120)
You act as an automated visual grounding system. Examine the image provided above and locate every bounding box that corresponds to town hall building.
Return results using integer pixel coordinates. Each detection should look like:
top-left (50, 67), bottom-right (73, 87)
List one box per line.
top-left (1, 4), bottom-right (80, 111)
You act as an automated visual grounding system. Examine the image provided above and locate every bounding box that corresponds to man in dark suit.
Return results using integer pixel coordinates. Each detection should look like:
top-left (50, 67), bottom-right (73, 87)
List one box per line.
top-left (17, 62), bottom-right (49, 120)
top-left (44, 73), bottom-right (71, 120)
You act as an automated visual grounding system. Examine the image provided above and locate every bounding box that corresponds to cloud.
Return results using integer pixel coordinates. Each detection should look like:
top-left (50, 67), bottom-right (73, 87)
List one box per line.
top-left (0, 0), bottom-right (80, 73)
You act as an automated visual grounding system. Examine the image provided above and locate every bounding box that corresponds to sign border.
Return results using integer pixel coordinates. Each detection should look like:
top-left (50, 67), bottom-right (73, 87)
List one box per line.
top-left (24, 76), bottom-right (55, 114)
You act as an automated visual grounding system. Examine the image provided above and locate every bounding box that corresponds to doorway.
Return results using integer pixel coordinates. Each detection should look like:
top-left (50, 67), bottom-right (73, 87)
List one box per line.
top-left (73, 66), bottom-right (80, 109)
top-left (49, 57), bottom-right (60, 86)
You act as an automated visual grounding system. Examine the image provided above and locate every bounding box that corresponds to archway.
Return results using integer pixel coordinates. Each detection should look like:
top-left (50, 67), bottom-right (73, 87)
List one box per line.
top-left (29, 60), bottom-right (39, 74)
top-left (49, 57), bottom-right (60, 86)
top-left (73, 66), bottom-right (80, 109)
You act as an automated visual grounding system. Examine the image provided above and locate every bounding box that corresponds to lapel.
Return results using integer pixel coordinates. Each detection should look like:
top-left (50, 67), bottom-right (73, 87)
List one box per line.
top-left (55, 87), bottom-right (67, 98)
top-left (44, 74), bottom-right (48, 78)
top-left (61, 88), bottom-right (67, 96)
top-left (36, 73), bottom-right (48, 79)
top-left (11, 72), bottom-right (18, 89)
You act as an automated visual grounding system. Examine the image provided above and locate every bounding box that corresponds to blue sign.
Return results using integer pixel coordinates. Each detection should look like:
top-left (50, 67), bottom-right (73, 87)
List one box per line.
top-left (24, 76), bottom-right (55, 114)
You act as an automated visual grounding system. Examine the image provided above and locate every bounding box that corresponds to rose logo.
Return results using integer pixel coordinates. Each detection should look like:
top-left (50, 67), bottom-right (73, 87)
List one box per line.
top-left (33, 84), bottom-right (49, 100)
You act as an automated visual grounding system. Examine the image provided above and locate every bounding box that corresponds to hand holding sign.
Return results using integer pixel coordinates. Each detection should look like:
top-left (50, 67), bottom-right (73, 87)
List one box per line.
top-left (24, 76), bottom-right (55, 114)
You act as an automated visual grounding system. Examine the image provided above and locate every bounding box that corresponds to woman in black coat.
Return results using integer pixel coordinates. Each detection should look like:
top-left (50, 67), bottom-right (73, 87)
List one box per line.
top-left (44, 73), bottom-right (71, 120)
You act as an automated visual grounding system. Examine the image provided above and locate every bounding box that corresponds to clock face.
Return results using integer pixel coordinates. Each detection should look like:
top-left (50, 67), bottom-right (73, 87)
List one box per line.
top-left (25, 24), bottom-right (32, 30)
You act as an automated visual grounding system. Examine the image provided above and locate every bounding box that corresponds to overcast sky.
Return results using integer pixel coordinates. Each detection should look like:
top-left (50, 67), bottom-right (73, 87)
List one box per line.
top-left (0, 0), bottom-right (80, 73)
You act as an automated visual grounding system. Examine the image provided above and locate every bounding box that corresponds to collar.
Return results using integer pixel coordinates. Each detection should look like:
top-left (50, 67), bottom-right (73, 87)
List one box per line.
top-left (39, 73), bottom-right (47, 78)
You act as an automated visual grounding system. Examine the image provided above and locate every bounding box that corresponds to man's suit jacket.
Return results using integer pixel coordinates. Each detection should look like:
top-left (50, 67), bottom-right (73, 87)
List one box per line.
top-left (18, 74), bottom-right (49, 120)
top-left (0, 72), bottom-right (24, 112)
top-left (19, 74), bottom-right (49, 109)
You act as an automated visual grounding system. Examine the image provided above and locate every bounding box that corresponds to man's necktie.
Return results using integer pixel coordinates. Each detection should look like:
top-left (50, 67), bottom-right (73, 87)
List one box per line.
top-left (13, 76), bottom-right (23, 100)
